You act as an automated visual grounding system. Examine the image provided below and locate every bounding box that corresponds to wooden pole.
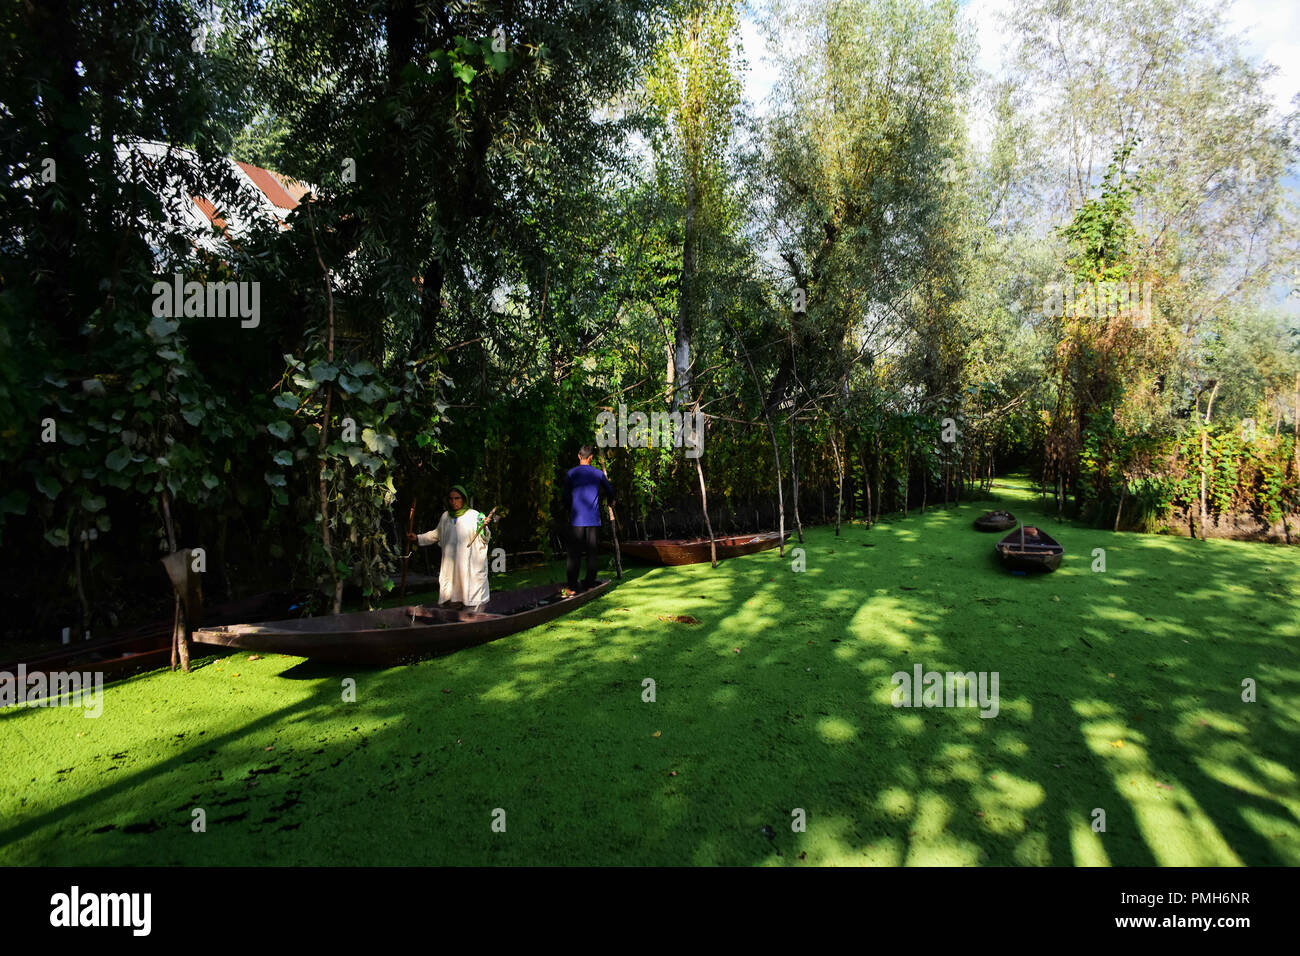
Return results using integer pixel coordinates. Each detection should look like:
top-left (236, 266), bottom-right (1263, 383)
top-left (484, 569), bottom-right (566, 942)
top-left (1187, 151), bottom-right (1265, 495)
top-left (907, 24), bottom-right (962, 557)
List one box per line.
top-left (692, 402), bottom-right (717, 567)
top-left (159, 490), bottom-right (191, 672)
top-left (400, 498), bottom-right (415, 599)
top-left (599, 452), bottom-right (622, 579)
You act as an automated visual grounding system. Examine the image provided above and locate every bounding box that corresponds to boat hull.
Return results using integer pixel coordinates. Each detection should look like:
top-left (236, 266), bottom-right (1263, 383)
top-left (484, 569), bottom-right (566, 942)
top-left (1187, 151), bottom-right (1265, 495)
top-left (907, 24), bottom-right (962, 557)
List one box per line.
top-left (995, 527), bottom-right (1064, 572)
top-left (619, 532), bottom-right (787, 566)
top-left (974, 511), bottom-right (1017, 532)
top-left (0, 590), bottom-right (312, 692)
top-left (192, 580), bottom-right (614, 666)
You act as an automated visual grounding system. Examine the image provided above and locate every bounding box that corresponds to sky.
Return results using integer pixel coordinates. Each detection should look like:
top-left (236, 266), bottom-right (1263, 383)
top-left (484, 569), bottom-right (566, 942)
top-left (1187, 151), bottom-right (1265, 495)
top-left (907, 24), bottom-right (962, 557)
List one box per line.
top-left (740, 0), bottom-right (1300, 120)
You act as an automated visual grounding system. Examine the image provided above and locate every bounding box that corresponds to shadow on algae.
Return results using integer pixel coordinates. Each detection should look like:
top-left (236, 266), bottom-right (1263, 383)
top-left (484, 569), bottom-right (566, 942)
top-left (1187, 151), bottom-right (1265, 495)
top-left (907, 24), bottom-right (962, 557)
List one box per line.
top-left (2, 477), bottom-right (1297, 866)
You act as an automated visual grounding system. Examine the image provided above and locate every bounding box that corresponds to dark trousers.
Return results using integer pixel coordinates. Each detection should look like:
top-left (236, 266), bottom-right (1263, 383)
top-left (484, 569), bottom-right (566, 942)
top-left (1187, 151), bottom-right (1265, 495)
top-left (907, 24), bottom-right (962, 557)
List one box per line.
top-left (566, 525), bottom-right (600, 589)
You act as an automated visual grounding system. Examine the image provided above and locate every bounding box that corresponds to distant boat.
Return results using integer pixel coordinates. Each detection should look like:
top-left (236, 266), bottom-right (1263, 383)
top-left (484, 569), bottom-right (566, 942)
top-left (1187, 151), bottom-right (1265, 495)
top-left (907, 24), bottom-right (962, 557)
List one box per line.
top-left (995, 526), bottom-right (1064, 572)
top-left (192, 580), bottom-right (613, 666)
top-left (619, 532), bottom-right (788, 566)
top-left (974, 510), bottom-right (1017, 532)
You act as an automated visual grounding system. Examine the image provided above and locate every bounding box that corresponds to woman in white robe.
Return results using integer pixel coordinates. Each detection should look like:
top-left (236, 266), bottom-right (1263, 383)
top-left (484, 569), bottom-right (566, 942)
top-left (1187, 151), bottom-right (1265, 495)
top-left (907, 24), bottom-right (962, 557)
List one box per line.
top-left (408, 485), bottom-right (491, 610)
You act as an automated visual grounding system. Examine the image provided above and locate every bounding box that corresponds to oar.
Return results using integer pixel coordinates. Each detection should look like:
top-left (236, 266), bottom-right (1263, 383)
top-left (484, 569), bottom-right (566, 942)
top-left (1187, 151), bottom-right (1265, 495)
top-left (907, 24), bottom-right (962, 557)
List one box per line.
top-left (400, 498), bottom-right (416, 599)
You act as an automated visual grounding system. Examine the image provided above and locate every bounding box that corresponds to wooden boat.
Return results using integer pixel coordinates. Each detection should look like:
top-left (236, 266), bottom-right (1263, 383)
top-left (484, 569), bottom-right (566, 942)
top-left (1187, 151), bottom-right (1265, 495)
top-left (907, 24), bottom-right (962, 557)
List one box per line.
top-left (974, 510), bottom-right (1018, 532)
top-left (995, 526), bottom-right (1064, 572)
top-left (0, 589), bottom-right (313, 690)
top-left (192, 579), bottom-right (614, 666)
top-left (619, 531), bottom-right (788, 566)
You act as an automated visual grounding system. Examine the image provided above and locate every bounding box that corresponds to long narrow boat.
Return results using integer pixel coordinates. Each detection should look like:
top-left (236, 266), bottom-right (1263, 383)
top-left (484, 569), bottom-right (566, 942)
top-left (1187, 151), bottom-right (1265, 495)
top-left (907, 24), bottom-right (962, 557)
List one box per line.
top-left (995, 526), bottom-right (1064, 572)
top-left (619, 531), bottom-right (788, 566)
top-left (0, 590), bottom-right (312, 689)
top-left (192, 579), bottom-right (614, 666)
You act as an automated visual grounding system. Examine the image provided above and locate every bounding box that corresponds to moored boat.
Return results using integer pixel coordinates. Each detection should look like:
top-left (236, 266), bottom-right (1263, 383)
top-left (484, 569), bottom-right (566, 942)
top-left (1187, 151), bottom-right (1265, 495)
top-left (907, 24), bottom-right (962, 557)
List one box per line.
top-left (619, 531), bottom-right (788, 566)
top-left (0, 589), bottom-right (313, 692)
top-left (192, 579), bottom-right (614, 666)
top-left (974, 510), bottom-right (1017, 532)
top-left (995, 526), bottom-right (1064, 572)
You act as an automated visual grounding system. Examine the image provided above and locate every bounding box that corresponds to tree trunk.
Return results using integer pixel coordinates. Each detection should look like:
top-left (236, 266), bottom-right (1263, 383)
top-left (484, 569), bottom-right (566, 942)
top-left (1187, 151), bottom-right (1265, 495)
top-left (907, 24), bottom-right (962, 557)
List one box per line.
top-left (307, 202), bottom-right (343, 613)
top-left (693, 410), bottom-right (717, 568)
top-left (789, 415), bottom-right (804, 543)
top-left (831, 429), bottom-right (844, 536)
top-left (1200, 381), bottom-right (1221, 541)
top-left (672, 183), bottom-right (697, 412)
top-left (160, 489), bottom-right (190, 673)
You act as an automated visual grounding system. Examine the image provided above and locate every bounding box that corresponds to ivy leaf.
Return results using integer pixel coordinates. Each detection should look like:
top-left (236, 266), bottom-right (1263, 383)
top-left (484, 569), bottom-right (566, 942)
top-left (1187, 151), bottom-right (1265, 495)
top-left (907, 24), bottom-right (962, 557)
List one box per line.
top-left (95, 514), bottom-right (111, 532)
top-left (202, 473), bottom-right (219, 490)
top-left (272, 450), bottom-right (294, 466)
top-left (267, 421), bottom-right (292, 441)
top-left (105, 447), bottom-right (132, 472)
top-left (359, 383), bottom-right (387, 404)
top-left (35, 475), bottom-right (62, 499)
top-left (309, 361), bottom-right (338, 382)
top-left (264, 472), bottom-right (287, 487)
top-left (349, 360), bottom-right (377, 377)
top-left (362, 428), bottom-right (398, 457)
top-left (181, 407), bottom-right (205, 426)
top-left (273, 393), bottom-right (299, 410)
top-left (61, 427), bottom-right (86, 446)
top-left (452, 60), bottom-right (477, 84)
top-left (44, 528), bottom-right (70, 548)
top-left (148, 315), bottom-right (180, 340)
top-left (337, 373), bottom-right (360, 394)
top-left (81, 494), bottom-right (107, 513)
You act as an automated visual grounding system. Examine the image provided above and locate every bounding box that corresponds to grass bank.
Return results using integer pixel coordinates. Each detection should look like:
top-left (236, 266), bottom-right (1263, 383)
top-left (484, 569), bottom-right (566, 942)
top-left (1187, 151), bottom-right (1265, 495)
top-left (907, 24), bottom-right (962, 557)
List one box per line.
top-left (3, 478), bottom-right (1297, 865)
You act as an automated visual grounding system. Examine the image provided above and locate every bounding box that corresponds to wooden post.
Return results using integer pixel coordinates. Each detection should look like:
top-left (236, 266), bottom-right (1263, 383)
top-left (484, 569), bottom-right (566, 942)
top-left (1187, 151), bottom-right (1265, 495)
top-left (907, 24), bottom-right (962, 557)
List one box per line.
top-left (159, 491), bottom-right (191, 672)
top-left (400, 498), bottom-right (415, 599)
top-left (788, 413), bottom-right (804, 543)
top-left (693, 421), bottom-right (717, 567)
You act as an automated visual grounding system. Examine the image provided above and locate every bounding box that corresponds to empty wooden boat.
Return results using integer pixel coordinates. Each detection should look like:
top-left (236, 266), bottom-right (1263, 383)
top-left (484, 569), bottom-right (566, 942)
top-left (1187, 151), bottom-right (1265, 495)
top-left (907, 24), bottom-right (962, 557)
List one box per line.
top-left (192, 579), bottom-right (613, 666)
top-left (974, 510), bottom-right (1017, 532)
top-left (619, 532), bottom-right (788, 566)
top-left (0, 589), bottom-right (313, 691)
top-left (995, 526), bottom-right (1064, 572)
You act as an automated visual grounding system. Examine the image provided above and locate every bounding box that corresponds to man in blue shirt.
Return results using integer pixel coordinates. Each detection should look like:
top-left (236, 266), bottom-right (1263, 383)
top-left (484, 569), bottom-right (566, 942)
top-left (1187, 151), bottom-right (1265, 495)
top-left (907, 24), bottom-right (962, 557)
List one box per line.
top-left (563, 445), bottom-right (615, 593)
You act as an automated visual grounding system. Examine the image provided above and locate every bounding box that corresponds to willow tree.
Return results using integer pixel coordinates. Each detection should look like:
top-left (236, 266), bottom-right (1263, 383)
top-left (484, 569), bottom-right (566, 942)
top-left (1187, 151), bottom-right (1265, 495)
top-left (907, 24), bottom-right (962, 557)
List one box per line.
top-left (1008, 0), bottom-right (1300, 516)
top-left (646, 0), bottom-right (744, 413)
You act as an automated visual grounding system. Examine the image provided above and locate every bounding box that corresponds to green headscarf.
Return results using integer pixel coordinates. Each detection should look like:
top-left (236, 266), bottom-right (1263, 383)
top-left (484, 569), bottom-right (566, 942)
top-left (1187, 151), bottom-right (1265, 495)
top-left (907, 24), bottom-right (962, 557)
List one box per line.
top-left (449, 484), bottom-right (470, 518)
